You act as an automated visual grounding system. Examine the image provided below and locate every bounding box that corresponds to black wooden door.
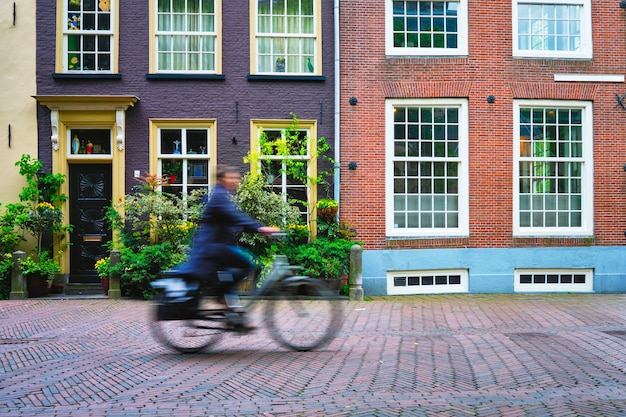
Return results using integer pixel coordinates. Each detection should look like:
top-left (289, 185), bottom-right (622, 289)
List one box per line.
top-left (69, 164), bottom-right (112, 283)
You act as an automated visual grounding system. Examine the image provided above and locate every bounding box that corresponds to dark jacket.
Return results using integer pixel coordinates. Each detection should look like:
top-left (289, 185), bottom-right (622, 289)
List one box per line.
top-left (177, 183), bottom-right (261, 277)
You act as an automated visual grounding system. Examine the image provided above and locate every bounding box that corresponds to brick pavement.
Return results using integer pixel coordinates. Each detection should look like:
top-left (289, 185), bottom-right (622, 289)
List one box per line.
top-left (0, 294), bottom-right (625, 416)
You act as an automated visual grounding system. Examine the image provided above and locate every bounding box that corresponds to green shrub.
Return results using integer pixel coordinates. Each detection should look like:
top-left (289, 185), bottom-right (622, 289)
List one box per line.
top-left (234, 172), bottom-right (301, 256)
top-left (0, 253), bottom-right (13, 300)
top-left (105, 178), bottom-right (206, 298)
top-left (111, 242), bottom-right (185, 299)
top-left (280, 236), bottom-right (359, 281)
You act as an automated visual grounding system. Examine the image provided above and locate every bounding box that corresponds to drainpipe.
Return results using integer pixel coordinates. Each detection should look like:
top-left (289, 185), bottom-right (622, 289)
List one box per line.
top-left (333, 0), bottom-right (341, 206)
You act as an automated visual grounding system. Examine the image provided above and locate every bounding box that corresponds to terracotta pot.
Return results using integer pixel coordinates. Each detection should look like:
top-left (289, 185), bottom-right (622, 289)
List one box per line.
top-left (101, 277), bottom-right (109, 296)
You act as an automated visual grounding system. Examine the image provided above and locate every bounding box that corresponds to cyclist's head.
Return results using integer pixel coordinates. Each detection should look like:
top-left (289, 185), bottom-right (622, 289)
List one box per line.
top-left (216, 165), bottom-right (242, 190)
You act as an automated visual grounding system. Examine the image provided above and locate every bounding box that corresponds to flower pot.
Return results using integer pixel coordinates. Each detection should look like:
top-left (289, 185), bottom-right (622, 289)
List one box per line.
top-left (50, 283), bottom-right (64, 294)
top-left (318, 207), bottom-right (338, 221)
top-left (101, 277), bottom-right (110, 296)
top-left (27, 273), bottom-right (50, 298)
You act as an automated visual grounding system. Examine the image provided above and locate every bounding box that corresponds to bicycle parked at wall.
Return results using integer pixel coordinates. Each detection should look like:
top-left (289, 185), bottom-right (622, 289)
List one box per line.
top-left (149, 247), bottom-right (343, 353)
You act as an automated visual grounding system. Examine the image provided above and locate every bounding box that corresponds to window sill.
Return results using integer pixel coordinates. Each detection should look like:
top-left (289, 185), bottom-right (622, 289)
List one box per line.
top-left (247, 74), bottom-right (325, 81)
top-left (146, 74), bottom-right (225, 80)
top-left (53, 73), bottom-right (122, 80)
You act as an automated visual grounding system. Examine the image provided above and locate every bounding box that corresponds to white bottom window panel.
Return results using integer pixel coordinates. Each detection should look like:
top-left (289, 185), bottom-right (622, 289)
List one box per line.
top-left (387, 269), bottom-right (469, 295)
top-left (515, 269), bottom-right (593, 293)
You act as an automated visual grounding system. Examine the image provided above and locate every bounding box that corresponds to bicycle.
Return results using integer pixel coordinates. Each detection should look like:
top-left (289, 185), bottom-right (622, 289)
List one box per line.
top-left (149, 248), bottom-right (343, 353)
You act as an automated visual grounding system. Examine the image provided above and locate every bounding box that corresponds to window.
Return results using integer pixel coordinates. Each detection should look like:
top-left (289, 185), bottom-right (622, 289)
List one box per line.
top-left (252, 0), bottom-right (320, 75)
top-left (61, 0), bottom-right (116, 72)
top-left (514, 100), bottom-right (593, 236)
top-left (388, 269), bottom-right (468, 294)
top-left (515, 269), bottom-right (593, 292)
top-left (251, 119), bottom-right (318, 222)
top-left (513, 0), bottom-right (592, 59)
top-left (386, 99), bottom-right (469, 237)
top-left (153, 0), bottom-right (221, 73)
top-left (152, 121), bottom-right (216, 198)
top-left (68, 129), bottom-right (112, 157)
top-left (385, 0), bottom-right (468, 56)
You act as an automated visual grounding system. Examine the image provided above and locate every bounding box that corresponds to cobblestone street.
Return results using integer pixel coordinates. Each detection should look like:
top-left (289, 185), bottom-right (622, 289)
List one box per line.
top-left (1, 294), bottom-right (625, 416)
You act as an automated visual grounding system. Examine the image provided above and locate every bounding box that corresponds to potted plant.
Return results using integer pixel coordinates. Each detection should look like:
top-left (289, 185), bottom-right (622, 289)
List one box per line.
top-left (18, 250), bottom-right (62, 297)
top-left (12, 155), bottom-right (72, 297)
top-left (95, 256), bottom-right (110, 295)
top-left (316, 198), bottom-right (338, 222)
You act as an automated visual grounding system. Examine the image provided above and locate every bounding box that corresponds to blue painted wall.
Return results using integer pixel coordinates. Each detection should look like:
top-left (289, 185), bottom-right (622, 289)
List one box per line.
top-left (362, 246), bottom-right (626, 295)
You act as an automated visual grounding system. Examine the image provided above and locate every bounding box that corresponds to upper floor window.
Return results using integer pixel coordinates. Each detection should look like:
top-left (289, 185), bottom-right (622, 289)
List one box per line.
top-left (514, 101), bottom-right (593, 236)
top-left (385, 0), bottom-right (468, 56)
top-left (513, 0), bottom-right (592, 59)
top-left (153, 0), bottom-right (221, 73)
top-left (61, 0), bottom-right (116, 72)
top-left (386, 99), bottom-right (469, 237)
top-left (251, 0), bottom-right (321, 75)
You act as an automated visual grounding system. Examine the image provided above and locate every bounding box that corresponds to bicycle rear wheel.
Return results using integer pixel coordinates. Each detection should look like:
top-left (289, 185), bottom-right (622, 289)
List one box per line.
top-left (265, 277), bottom-right (342, 351)
top-left (150, 303), bottom-right (223, 353)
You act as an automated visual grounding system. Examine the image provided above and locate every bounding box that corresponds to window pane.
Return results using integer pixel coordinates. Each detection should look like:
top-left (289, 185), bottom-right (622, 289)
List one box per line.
top-left (518, 105), bottom-right (587, 231)
top-left (158, 126), bottom-right (212, 195)
top-left (392, 0), bottom-right (459, 49)
top-left (156, 0), bottom-right (217, 72)
top-left (517, 3), bottom-right (583, 53)
top-left (393, 105), bottom-right (462, 230)
top-left (256, 0), bottom-right (317, 74)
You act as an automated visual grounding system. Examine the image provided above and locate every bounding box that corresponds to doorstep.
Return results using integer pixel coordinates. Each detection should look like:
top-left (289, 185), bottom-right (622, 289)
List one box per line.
top-left (62, 283), bottom-right (107, 297)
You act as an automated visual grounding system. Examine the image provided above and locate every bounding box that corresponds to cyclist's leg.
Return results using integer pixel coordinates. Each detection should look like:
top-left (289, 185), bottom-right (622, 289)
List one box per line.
top-left (220, 246), bottom-right (261, 309)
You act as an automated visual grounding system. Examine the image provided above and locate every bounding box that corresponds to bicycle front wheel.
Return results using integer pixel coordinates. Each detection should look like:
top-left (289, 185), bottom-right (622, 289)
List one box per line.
top-left (265, 277), bottom-right (342, 351)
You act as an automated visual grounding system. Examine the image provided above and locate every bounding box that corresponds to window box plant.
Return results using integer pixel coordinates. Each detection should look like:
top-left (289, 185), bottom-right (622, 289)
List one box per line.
top-left (316, 198), bottom-right (338, 221)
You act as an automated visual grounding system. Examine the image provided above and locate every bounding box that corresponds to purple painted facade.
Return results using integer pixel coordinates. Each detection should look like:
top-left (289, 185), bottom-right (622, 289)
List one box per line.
top-left (36, 1), bottom-right (336, 191)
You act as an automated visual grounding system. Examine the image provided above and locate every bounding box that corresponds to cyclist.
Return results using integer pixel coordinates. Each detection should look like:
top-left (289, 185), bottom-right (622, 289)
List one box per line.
top-left (176, 165), bottom-right (279, 309)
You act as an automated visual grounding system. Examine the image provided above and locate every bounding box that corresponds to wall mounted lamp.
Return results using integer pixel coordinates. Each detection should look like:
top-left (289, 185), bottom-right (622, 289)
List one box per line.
top-left (620, 0), bottom-right (626, 9)
top-left (486, 95), bottom-right (496, 103)
top-left (349, 97), bottom-right (358, 106)
top-left (348, 161), bottom-right (358, 170)
top-left (232, 136), bottom-right (237, 145)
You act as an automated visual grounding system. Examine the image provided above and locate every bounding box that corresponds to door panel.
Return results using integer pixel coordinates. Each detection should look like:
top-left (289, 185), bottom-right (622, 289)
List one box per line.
top-left (69, 164), bottom-right (112, 283)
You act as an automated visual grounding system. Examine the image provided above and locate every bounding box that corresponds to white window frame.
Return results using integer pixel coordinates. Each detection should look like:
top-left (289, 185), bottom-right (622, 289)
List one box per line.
top-left (59, 0), bottom-right (117, 73)
top-left (152, 0), bottom-right (222, 74)
top-left (388, 269), bottom-right (469, 295)
top-left (513, 0), bottom-right (592, 59)
top-left (151, 120), bottom-right (216, 197)
top-left (513, 100), bottom-right (593, 237)
top-left (515, 269), bottom-right (593, 292)
top-left (251, 119), bottom-right (318, 224)
top-left (250, 0), bottom-right (321, 75)
top-left (385, 98), bottom-right (469, 238)
top-left (385, 0), bottom-right (468, 56)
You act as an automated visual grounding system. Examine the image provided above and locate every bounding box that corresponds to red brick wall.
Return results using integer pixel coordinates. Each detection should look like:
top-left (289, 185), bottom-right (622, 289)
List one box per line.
top-left (339, 0), bottom-right (626, 250)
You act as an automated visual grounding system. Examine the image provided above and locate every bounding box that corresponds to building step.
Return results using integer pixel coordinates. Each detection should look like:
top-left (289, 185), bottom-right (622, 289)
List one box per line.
top-left (64, 283), bottom-right (105, 296)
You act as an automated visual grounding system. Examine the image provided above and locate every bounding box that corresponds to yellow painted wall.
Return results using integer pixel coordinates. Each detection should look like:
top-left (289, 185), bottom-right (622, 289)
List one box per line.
top-left (0, 0), bottom-right (37, 204)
